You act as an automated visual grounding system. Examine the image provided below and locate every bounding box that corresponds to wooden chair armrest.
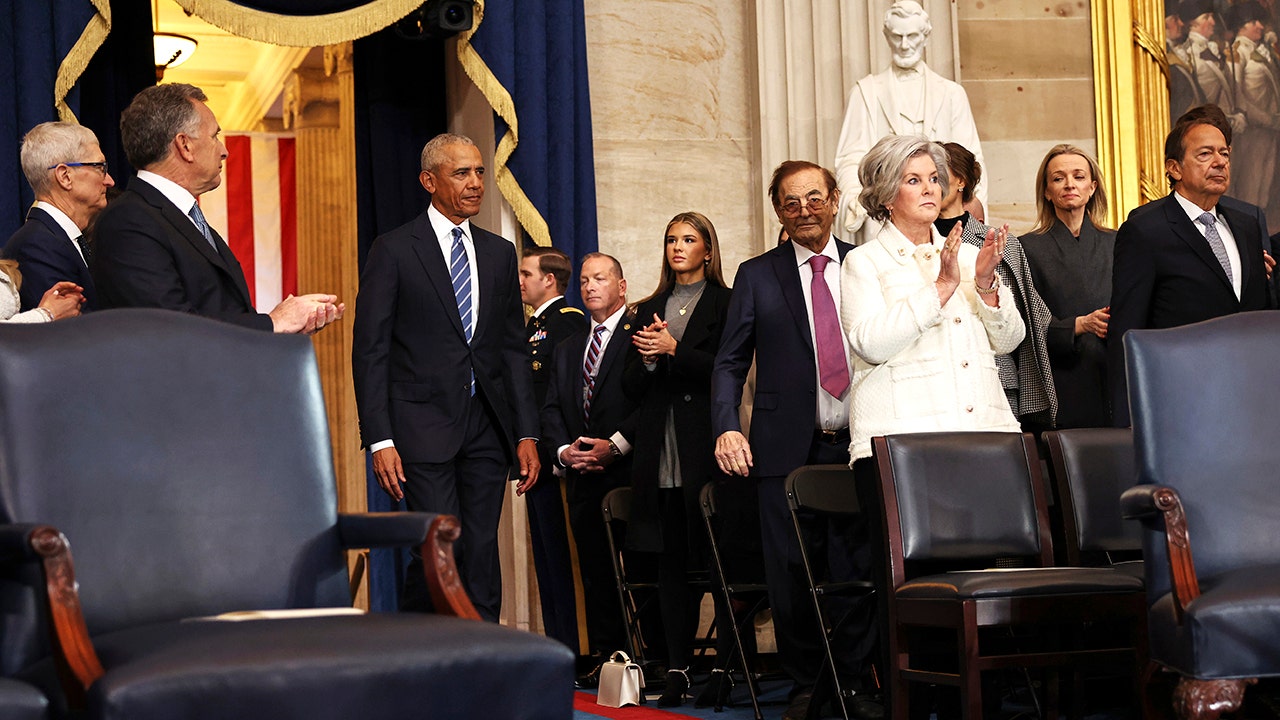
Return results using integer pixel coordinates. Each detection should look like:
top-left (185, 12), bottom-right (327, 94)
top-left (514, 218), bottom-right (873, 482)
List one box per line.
top-left (28, 526), bottom-right (103, 706)
top-left (423, 515), bottom-right (482, 621)
top-left (336, 512), bottom-right (480, 620)
top-left (1121, 485), bottom-right (1201, 622)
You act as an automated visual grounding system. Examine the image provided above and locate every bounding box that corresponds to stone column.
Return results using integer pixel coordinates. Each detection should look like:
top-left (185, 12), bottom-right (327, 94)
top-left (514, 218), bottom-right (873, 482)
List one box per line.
top-left (283, 44), bottom-right (365, 585)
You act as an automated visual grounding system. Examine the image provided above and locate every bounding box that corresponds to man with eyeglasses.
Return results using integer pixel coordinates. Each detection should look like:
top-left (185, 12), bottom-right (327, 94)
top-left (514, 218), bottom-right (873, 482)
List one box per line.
top-left (712, 161), bottom-right (880, 720)
top-left (93, 83), bottom-right (342, 333)
top-left (4, 122), bottom-right (114, 312)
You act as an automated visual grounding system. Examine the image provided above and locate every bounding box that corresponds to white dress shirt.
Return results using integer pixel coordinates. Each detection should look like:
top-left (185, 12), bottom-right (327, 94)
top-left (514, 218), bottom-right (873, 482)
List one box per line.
top-left (792, 237), bottom-right (853, 431)
top-left (31, 201), bottom-right (85, 265)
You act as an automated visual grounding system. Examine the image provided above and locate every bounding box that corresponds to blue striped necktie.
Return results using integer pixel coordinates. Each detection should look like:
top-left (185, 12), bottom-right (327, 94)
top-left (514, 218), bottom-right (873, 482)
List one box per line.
top-left (450, 227), bottom-right (475, 396)
top-left (450, 227), bottom-right (473, 341)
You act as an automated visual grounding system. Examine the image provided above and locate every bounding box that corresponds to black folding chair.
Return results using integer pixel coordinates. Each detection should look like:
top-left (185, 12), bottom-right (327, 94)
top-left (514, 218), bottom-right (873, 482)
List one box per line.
top-left (785, 464), bottom-right (878, 720)
top-left (601, 487), bottom-right (657, 667)
top-left (699, 480), bottom-right (769, 719)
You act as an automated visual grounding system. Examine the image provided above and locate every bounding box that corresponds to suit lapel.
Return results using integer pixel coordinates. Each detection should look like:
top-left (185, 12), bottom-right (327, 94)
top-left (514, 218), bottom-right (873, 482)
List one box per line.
top-left (772, 245), bottom-right (815, 353)
top-left (1220, 203), bottom-right (1257, 298)
top-left (679, 286), bottom-right (720, 349)
top-left (25, 208), bottom-right (87, 270)
top-left (409, 215), bottom-right (467, 341)
top-left (471, 231), bottom-right (501, 347)
top-left (1163, 196), bottom-right (1233, 291)
top-left (593, 316), bottom-right (633, 396)
top-left (131, 182), bottom-right (254, 308)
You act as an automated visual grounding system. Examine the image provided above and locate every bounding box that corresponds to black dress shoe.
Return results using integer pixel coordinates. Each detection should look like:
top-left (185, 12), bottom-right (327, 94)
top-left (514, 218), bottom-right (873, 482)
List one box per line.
top-left (694, 668), bottom-right (734, 708)
top-left (575, 662), bottom-right (603, 690)
top-left (783, 689), bottom-right (814, 720)
top-left (848, 694), bottom-right (886, 720)
top-left (657, 668), bottom-right (690, 707)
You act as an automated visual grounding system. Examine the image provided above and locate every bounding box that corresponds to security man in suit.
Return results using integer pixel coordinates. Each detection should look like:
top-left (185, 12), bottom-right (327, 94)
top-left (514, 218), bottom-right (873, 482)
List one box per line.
top-left (540, 253), bottom-right (640, 669)
top-left (93, 83), bottom-right (342, 334)
top-left (5, 121), bottom-right (113, 312)
top-left (519, 245), bottom-right (587, 650)
top-left (1110, 104), bottom-right (1275, 426)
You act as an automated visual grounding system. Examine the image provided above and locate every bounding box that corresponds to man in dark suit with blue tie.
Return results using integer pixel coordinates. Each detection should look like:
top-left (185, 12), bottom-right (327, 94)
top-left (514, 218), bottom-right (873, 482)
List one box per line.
top-left (352, 133), bottom-right (541, 621)
top-left (1109, 104), bottom-right (1274, 426)
top-left (712, 161), bottom-right (877, 720)
top-left (93, 83), bottom-right (342, 333)
top-left (4, 122), bottom-right (114, 312)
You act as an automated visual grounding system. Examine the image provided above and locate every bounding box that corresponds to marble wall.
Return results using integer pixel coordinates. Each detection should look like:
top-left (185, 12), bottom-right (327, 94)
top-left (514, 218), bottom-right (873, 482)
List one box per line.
top-left (583, 1), bottom-right (759, 299)
top-left (583, 0), bottom-right (1099, 278)
top-left (958, 0), bottom-right (1097, 232)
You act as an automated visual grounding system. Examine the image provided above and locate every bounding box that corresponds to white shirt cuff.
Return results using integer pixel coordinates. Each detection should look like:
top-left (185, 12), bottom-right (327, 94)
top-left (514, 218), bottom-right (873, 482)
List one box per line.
top-left (610, 432), bottom-right (632, 456)
top-left (370, 440), bottom-right (395, 453)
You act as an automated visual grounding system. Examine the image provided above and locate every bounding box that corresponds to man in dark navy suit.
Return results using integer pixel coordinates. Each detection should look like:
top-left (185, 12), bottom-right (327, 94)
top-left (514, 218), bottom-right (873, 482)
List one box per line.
top-left (540, 253), bottom-right (639, 667)
top-left (5, 122), bottom-right (114, 312)
top-left (519, 245), bottom-right (586, 651)
top-left (1110, 104), bottom-right (1274, 426)
top-left (711, 161), bottom-right (876, 720)
top-left (352, 133), bottom-right (540, 621)
top-left (93, 83), bottom-right (342, 333)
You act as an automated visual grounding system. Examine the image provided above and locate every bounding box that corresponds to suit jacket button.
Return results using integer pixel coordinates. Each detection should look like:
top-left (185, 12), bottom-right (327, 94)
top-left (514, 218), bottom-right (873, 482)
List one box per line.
top-left (683, 394), bottom-right (692, 402)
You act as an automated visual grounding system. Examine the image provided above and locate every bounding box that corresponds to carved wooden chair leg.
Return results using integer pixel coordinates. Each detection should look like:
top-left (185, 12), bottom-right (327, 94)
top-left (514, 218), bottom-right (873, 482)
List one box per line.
top-left (1172, 677), bottom-right (1256, 720)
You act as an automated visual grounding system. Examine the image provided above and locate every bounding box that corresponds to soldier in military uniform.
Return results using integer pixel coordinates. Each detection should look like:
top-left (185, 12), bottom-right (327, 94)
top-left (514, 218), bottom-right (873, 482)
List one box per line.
top-left (518, 246), bottom-right (587, 652)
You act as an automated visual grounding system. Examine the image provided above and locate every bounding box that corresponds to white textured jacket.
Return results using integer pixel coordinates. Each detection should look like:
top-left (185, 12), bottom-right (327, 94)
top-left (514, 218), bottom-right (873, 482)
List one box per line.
top-left (0, 271), bottom-right (50, 324)
top-left (839, 223), bottom-right (1024, 461)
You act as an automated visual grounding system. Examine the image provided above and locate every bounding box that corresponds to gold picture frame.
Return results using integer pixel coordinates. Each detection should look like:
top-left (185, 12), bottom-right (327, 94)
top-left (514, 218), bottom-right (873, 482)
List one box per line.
top-left (1092, 0), bottom-right (1169, 226)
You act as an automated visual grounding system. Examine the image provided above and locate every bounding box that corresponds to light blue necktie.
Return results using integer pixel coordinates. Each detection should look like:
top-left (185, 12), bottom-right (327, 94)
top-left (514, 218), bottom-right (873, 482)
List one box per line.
top-left (187, 204), bottom-right (218, 252)
top-left (450, 227), bottom-right (475, 395)
top-left (1196, 212), bottom-right (1234, 281)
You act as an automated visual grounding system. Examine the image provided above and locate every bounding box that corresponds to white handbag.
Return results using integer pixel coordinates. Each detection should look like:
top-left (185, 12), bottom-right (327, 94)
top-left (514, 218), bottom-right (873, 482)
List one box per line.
top-left (595, 650), bottom-right (645, 707)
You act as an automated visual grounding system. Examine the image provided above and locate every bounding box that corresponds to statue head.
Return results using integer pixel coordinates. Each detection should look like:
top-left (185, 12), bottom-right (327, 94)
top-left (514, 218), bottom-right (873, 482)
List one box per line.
top-left (883, 1), bottom-right (932, 70)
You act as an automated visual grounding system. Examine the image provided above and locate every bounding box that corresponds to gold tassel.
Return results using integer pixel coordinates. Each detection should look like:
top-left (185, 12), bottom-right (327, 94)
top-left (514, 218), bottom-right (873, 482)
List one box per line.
top-left (456, 0), bottom-right (552, 248)
top-left (176, 0), bottom-right (425, 47)
top-left (55, 0), bottom-right (112, 123)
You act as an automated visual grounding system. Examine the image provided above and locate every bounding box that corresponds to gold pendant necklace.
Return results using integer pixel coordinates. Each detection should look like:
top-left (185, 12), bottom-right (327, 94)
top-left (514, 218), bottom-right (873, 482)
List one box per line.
top-left (676, 285), bottom-right (706, 316)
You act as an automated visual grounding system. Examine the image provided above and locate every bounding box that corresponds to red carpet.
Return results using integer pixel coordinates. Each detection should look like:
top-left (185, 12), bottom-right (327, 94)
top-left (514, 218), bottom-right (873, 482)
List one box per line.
top-left (572, 691), bottom-right (697, 719)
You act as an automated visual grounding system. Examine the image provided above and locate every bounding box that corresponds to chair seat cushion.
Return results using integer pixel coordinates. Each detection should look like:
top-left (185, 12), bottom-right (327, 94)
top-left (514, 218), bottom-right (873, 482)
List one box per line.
top-left (0, 677), bottom-right (48, 720)
top-left (1149, 564), bottom-right (1280, 679)
top-left (29, 613), bottom-right (571, 720)
top-left (898, 566), bottom-right (1143, 599)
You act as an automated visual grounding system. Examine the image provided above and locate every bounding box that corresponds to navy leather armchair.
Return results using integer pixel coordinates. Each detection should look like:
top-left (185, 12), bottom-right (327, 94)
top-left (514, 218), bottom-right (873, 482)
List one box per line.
top-left (1121, 311), bottom-right (1280, 720)
top-left (0, 309), bottom-right (572, 719)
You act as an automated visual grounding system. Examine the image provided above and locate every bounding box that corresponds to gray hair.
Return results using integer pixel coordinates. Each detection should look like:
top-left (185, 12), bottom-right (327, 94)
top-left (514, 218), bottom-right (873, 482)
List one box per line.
top-left (884, 0), bottom-right (932, 35)
top-left (581, 251), bottom-right (624, 279)
top-left (120, 83), bottom-right (208, 170)
top-left (20, 122), bottom-right (100, 196)
top-left (420, 133), bottom-right (477, 172)
top-left (857, 134), bottom-right (949, 223)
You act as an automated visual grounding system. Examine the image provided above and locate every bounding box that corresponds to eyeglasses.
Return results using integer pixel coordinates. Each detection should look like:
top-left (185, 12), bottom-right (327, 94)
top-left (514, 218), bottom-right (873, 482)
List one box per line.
top-left (779, 195), bottom-right (831, 217)
top-left (48, 161), bottom-right (109, 175)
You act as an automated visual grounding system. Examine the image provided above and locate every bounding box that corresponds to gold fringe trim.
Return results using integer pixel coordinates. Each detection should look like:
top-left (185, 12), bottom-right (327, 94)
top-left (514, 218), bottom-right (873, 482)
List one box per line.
top-left (456, 0), bottom-right (552, 248)
top-left (175, 0), bottom-right (425, 47)
top-left (55, 0), bottom-right (112, 123)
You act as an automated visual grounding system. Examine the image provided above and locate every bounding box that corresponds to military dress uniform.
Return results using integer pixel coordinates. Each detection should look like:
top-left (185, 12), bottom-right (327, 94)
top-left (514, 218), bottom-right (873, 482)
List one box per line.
top-left (525, 296), bottom-right (587, 650)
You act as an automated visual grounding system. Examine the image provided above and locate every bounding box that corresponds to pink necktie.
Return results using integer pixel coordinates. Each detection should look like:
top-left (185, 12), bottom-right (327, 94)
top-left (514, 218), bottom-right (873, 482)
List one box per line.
top-left (808, 255), bottom-right (850, 399)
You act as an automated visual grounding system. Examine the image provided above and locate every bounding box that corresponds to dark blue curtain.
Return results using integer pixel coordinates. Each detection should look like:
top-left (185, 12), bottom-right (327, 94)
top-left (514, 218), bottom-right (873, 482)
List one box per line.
top-left (468, 0), bottom-right (598, 307)
top-left (353, 28), bottom-right (447, 612)
top-left (77, 0), bottom-right (154, 195)
top-left (1, 0), bottom-right (97, 233)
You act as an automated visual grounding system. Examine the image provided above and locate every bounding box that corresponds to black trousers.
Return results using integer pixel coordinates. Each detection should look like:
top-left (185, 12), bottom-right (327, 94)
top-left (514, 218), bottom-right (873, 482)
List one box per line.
top-left (757, 436), bottom-right (876, 693)
top-left (526, 467), bottom-right (579, 650)
top-left (400, 395), bottom-right (508, 622)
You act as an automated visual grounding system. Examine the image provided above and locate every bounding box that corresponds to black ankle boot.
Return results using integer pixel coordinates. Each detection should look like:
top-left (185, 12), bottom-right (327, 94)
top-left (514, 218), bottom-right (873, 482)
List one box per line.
top-left (657, 668), bottom-right (690, 707)
top-left (695, 668), bottom-right (734, 708)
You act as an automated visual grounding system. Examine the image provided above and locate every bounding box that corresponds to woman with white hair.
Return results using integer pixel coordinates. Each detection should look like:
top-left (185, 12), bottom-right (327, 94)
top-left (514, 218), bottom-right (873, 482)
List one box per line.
top-left (839, 134), bottom-right (1024, 465)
